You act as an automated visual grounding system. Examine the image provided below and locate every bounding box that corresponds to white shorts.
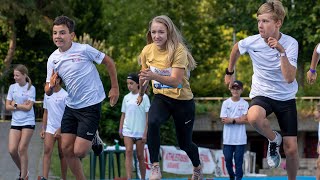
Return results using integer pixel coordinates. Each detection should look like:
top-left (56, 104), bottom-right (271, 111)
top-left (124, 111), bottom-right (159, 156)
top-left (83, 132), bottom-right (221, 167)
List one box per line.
top-left (45, 124), bottom-right (60, 135)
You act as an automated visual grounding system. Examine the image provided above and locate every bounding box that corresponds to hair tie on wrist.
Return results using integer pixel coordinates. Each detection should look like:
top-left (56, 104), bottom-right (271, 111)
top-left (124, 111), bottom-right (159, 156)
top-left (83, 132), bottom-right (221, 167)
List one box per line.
top-left (310, 68), bottom-right (316, 74)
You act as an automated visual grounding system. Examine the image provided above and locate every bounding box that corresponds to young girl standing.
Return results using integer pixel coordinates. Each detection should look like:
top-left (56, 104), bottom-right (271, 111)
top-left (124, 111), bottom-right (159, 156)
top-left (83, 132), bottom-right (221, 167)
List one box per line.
top-left (119, 73), bottom-right (150, 179)
top-left (6, 64), bottom-right (36, 180)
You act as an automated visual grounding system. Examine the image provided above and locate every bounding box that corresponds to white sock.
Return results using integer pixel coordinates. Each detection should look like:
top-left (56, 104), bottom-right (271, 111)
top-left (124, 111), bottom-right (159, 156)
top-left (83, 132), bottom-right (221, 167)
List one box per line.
top-left (270, 132), bottom-right (278, 142)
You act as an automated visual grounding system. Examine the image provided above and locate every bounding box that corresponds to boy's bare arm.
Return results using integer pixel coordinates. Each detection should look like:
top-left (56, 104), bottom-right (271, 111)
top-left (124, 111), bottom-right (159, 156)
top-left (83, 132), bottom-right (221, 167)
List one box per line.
top-left (225, 43), bottom-right (240, 87)
top-left (102, 55), bottom-right (119, 107)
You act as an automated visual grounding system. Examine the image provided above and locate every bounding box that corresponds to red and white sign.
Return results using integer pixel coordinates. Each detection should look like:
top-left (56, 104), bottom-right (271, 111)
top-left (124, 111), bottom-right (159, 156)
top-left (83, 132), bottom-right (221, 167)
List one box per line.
top-left (161, 146), bottom-right (214, 174)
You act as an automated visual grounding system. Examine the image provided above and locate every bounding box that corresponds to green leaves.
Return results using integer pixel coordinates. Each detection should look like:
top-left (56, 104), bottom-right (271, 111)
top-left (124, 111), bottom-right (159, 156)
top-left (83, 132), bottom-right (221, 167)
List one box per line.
top-left (2, 0), bottom-right (320, 143)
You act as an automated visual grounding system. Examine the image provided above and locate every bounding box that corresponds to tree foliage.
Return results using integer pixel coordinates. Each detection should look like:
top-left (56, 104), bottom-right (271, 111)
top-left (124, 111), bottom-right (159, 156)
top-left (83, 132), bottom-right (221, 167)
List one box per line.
top-left (1, 0), bottom-right (320, 144)
top-left (0, 0), bottom-right (73, 81)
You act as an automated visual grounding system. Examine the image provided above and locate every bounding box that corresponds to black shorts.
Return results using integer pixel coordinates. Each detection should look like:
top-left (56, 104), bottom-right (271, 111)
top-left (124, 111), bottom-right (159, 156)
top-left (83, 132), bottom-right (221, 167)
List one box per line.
top-left (61, 103), bottom-right (101, 141)
top-left (129, 137), bottom-right (142, 143)
top-left (249, 96), bottom-right (297, 136)
top-left (11, 125), bottom-right (35, 130)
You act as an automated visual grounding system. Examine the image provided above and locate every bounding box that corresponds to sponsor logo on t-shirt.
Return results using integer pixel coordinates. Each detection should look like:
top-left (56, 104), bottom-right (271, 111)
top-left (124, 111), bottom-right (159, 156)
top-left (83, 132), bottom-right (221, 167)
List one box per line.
top-left (72, 58), bottom-right (83, 63)
top-left (95, 52), bottom-right (102, 59)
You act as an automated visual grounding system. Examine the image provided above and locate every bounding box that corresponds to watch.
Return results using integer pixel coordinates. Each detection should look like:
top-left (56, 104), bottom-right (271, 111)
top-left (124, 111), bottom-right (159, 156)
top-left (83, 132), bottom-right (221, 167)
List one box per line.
top-left (232, 119), bottom-right (236, 124)
top-left (225, 68), bottom-right (234, 75)
top-left (14, 103), bottom-right (17, 110)
top-left (279, 52), bottom-right (286, 57)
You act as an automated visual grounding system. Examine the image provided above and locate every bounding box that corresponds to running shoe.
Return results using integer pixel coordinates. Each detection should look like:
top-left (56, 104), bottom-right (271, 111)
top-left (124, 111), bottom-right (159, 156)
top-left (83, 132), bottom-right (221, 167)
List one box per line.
top-left (17, 171), bottom-right (29, 180)
top-left (191, 165), bottom-right (203, 180)
top-left (92, 130), bottom-right (104, 156)
top-left (37, 176), bottom-right (47, 180)
top-left (267, 131), bottom-right (282, 168)
top-left (150, 164), bottom-right (162, 180)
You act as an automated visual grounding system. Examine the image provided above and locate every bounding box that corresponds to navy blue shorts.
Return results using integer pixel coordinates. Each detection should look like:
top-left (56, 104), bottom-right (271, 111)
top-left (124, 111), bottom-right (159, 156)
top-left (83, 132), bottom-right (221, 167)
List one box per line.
top-left (61, 103), bottom-right (101, 141)
top-left (250, 96), bottom-right (297, 136)
top-left (11, 125), bottom-right (35, 130)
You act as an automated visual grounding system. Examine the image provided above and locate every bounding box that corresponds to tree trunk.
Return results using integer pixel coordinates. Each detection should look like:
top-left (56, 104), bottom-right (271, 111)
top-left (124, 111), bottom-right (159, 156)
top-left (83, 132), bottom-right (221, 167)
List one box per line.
top-left (0, 19), bottom-right (16, 120)
top-left (1, 18), bottom-right (16, 79)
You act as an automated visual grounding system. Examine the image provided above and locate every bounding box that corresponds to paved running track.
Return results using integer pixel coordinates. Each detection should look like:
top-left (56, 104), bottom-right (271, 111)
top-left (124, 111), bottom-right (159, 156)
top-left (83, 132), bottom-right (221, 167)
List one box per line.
top-left (0, 121), bottom-right (44, 180)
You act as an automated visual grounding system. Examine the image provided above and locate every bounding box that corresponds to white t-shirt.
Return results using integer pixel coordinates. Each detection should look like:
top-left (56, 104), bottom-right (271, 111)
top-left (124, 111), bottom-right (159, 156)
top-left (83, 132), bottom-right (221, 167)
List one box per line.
top-left (46, 42), bottom-right (106, 109)
top-left (316, 43), bottom-right (320, 54)
top-left (220, 98), bottom-right (249, 145)
top-left (121, 92), bottom-right (150, 138)
top-left (238, 33), bottom-right (299, 101)
top-left (43, 88), bottom-right (68, 134)
top-left (318, 122), bottom-right (320, 142)
top-left (318, 122), bottom-right (320, 151)
top-left (6, 83), bottom-right (36, 126)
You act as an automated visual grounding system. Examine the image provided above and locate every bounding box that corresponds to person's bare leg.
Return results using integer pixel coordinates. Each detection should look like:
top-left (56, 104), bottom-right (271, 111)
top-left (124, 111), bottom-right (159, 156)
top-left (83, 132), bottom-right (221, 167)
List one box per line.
top-left (57, 136), bottom-right (68, 180)
top-left (124, 137), bottom-right (134, 179)
top-left (61, 133), bottom-right (86, 180)
top-left (42, 133), bottom-right (56, 179)
top-left (283, 136), bottom-right (298, 180)
top-left (136, 140), bottom-right (146, 179)
top-left (19, 128), bottom-right (34, 178)
top-left (8, 129), bottom-right (22, 172)
top-left (247, 105), bottom-right (276, 141)
top-left (317, 156), bottom-right (320, 180)
top-left (248, 105), bottom-right (282, 169)
top-left (73, 136), bottom-right (92, 158)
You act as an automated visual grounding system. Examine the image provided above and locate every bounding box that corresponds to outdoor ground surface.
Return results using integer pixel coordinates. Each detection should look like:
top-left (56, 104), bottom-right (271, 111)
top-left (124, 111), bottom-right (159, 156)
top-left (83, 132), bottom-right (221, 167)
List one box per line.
top-left (111, 177), bottom-right (315, 180)
top-left (0, 121), bottom-right (44, 180)
top-left (0, 121), bottom-right (317, 180)
top-left (214, 177), bottom-right (315, 180)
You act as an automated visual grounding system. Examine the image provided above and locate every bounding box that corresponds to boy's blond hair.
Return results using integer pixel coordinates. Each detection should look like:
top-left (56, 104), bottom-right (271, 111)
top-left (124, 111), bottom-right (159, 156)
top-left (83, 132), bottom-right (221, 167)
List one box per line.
top-left (257, 0), bottom-right (286, 24)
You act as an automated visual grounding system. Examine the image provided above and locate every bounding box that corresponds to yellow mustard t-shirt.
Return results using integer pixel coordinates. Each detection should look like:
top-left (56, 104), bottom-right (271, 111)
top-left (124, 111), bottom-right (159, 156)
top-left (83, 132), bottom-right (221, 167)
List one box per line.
top-left (139, 43), bottom-right (193, 100)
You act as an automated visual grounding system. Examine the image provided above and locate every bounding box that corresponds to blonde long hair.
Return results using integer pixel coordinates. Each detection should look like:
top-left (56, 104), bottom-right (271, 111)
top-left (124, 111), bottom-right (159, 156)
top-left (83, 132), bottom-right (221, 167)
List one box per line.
top-left (14, 64), bottom-right (32, 90)
top-left (146, 15), bottom-right (197, 71)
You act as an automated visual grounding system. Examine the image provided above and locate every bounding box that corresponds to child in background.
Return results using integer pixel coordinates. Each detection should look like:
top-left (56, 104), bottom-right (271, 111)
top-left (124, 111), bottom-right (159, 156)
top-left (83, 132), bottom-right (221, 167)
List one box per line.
top-left (305, 33), bottom-right (320, 180)
top-left (314, 103), bottom-right (320, 180)
top-left (220, 80), bottom-right (249, 180)
top-left (119, 73), bottom-right (150, 180)
top-left (6, 64), bottom-right (36, 180)
top-left (39, 77), bottom-right (68, 180)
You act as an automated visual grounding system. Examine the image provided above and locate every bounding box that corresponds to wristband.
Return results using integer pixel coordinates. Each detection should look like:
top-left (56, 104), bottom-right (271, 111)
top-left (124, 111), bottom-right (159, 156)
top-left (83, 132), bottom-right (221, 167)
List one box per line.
top-left (279, 52), bottom-right (286, 57)
top-left (42, 125), bottom-right (46, 130)
top-left (225, 68), bottom-right (234, 75)
top-left (310, 68), bottom-right (316, 74)
top-left (119, 129), bottom-right (122, 133)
